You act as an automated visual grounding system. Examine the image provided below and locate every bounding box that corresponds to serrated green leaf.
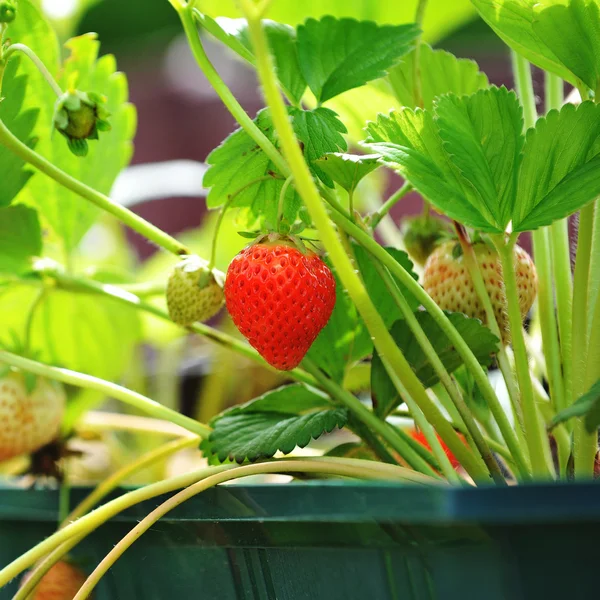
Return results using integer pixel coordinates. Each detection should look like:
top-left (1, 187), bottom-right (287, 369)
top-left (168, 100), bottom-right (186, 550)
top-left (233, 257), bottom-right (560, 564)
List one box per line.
top-left (204, 106), bottom-right (346, 226)
top-left (0, 58), bottom-right (39, 207)
top-left (203, 108), bottom-right (303, 229)
top-left (354, 244), bottom-right (419, 328)
top-left (296, 17), bottom-right (419, 103)
top-left (199, 16), bottom-right (307, 105)
top-left (472, 0), bottom-right (600, 92)
top-left (0, 205), bottom-right (42, 275)
top-left (514, 101), bottom-right (600, 231)
top-left (550, 379), bottom-right (600, 433)
top-left (214, 383), bottom-right (331, 421)
top-left (10, 30), bottom-right (135, 251)
top-left (207, 407), bottom-right (348, 463)
top-left (371, 312), bottom-right (499, 417)
top-left (314, 153), bottom-right (380, 193)
top-left (0, 283), bottom-right (140, 381)
top-left (290, 107), bottom-right (347, 186)
top-left (196, 0), bottom-right (477, 45)
top-left (387, 44), bottom-right (489, 110)
top-left (364, 108), bottom-right (495, 231)
top-left (434, 87), bottom-right (524, 231)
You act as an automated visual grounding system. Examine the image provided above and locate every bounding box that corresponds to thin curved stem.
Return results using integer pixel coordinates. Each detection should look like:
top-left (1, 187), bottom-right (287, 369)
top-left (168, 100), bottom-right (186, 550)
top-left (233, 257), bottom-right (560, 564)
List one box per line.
top-left (329, 210), bottom-right (532, 480)
top-left (72, 457), bottom-right (437, 599)
top-left (4, 43), bottom-right (63, 97)
top-left (0, 120), bottom-right (189, 257)
top-left (174, 3), bottom-right (290, 177)
top-left (0, 349), bottom-right (212, 439)
top-left (277, 174), bottom-right (294, 228)
top-left (23, 287), bottom-right (46, 355)
top-left (370, 182), bottom-right (412, 229)
top-left (63, 436), bottom-right (198, 525)
top-left (494, 235), bottom-right (552, 478)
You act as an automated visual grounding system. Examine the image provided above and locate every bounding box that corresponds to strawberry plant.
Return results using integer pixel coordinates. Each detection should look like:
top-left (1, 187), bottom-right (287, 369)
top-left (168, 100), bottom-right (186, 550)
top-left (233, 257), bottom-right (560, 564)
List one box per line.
top-left (0, 0), bottom-right (600, 596)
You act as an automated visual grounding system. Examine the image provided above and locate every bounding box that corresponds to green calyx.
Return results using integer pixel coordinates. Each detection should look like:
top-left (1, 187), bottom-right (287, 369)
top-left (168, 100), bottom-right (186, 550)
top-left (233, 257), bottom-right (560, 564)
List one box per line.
top-left (401, 215), bottom-right (451, 267)
top-left (53, 89), bottom-right (111, 157)
top-left (0, 1), bottom-right (16, 23)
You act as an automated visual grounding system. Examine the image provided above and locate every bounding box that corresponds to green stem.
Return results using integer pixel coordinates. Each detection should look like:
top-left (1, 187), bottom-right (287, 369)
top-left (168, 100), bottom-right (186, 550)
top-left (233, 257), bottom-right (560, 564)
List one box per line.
top-left (174, 3), bottom-right (290, 177)
top-left (302, 359), bottom-right (441, 478)
top-left (0, 120), bottom-right (189, 257)
top-left (277, 174), bottom-right (294, 228)
top-left (242, 4), bottom-right (484, 484)
top-left (38, 267), bottom-right (317, 387)
top-left (370, 182), bottom-right (413, 229)
top-left (372, 258), bottom-right (504, 484)
top-left (453, 223), bottom-right (526, 439)
top-left (494, 235), bottom-right (552, 477)
top-left (329, 210), bottom-right (532, 480)
top-left (573, 201), bottom-right (598, 477)
top-left (532, 228), bottom-right (565, 413)
top-left (4, 43), bottom-right (63, 97)
top-left (0, 349), bottom-right (212, 438)
top-left (207, 174), bottom-right (277, 270)
top-left (72, 457), bottom-right (435, 600)
top-left (511, 51), bottom-right (537, 129)
top-left (348, 417), bottom-right (399, 465)
top-left (63, 436), bottom-right (199, 525)
top-left (23, 287), bottom-right (46, 355)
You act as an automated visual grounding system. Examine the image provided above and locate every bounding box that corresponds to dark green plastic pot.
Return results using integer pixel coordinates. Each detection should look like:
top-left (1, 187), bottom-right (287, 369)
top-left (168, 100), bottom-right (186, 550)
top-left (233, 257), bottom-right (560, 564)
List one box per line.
top-left (1, 481), bottom-right (599, 599)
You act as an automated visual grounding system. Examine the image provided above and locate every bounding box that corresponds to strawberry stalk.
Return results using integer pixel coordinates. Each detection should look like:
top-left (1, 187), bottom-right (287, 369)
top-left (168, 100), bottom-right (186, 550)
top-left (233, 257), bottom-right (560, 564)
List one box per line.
top-left (241, 0), bottom-right (492, 484)
top-left (71, 458), bottom-right (436, 599)
top-left (0, 349), bottom-right (212, 439)
top-left (329, 210), bottom-right (532, 479)
top-left (494, 235), bottom-right (553, 477)
top-left (545, 72), bottom-right (573, 417)
top-left (2, 43), bottom-right (63, 97)
top-left (371, 257), bottom-right (506, 484)
top-left (369, 182), bottom-right (413, 229)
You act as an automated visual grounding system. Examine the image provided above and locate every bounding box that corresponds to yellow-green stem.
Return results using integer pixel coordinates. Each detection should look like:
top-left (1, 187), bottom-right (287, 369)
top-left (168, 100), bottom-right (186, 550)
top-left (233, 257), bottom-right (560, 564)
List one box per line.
top-left (241, 1), bottom-right (492, 484)
top-left (72, 457), bottom-right (437, 599)
top-left (494, 235), bottom-right (552, 478)
top-left (4, 43), bottom-right (63, 97)
top-left (0, 349), bottom-right (212, 439)
top-left (0, 120), bottom-right (189, 257)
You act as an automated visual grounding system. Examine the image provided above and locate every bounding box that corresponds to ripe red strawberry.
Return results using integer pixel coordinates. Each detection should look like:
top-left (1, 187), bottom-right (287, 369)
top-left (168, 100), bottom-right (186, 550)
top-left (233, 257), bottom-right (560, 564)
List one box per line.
top-left (409, 428), bottom-right (462, 470)
top-left (224, 239), bottom-right (336, 370)
top-left (20, 560), bottom-right (90, 599)
top-left (0, 369), bottom-right (65, 462)
top-left (422, 241), bottom-right (537, 343)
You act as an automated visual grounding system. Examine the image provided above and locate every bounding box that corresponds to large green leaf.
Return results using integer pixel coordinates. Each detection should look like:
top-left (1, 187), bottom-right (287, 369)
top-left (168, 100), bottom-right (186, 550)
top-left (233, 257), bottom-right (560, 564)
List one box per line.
top-left (550, 379), bottom-right (600, 433)
top-left (364, 108), bottom-right (495, 231)
top-left (11, 31), bottom-right (136, 251)
top-left (434, 87), bottom-right (524, 231)
top-left (198, 16), bottom-right (307, 105)
top-left (0, 283), bottom-right (140, 382)
top-left (0, 58), bottom-right (39, 207)
top-left (472, 0), bottom-right (600, 93)
top-left (387, 44), bottom-right (489, 110)
top-left (204, 107), bottom-right (346, 227)
top-left (196, 0), bottom-right (477, 44)
top-left (371, 312), bottom-right (499, 417)
top-left (514, 101), bottom-right (600, 231)
top-left (0, 205), bottom-right (42, 275)
top-left (206, 407), bottom-right (348, 463)
top-left (296, 17), bottom-right (419, 104)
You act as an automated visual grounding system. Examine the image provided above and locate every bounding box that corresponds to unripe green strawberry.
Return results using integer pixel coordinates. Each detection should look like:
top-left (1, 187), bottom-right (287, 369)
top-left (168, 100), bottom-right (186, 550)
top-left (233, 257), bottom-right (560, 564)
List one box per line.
top-left (422, 241), bottom-right (537, 344)
top-left (21, 560), bottom-right (91, 600)
top-left (401, 214), bottom-right (449, 267)
top-left (224, 239), bottom-right (336, 371)
top-left (0, 369), bottom-right (65, 462)
top-left (166, 255), bottom-right (225, 326)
